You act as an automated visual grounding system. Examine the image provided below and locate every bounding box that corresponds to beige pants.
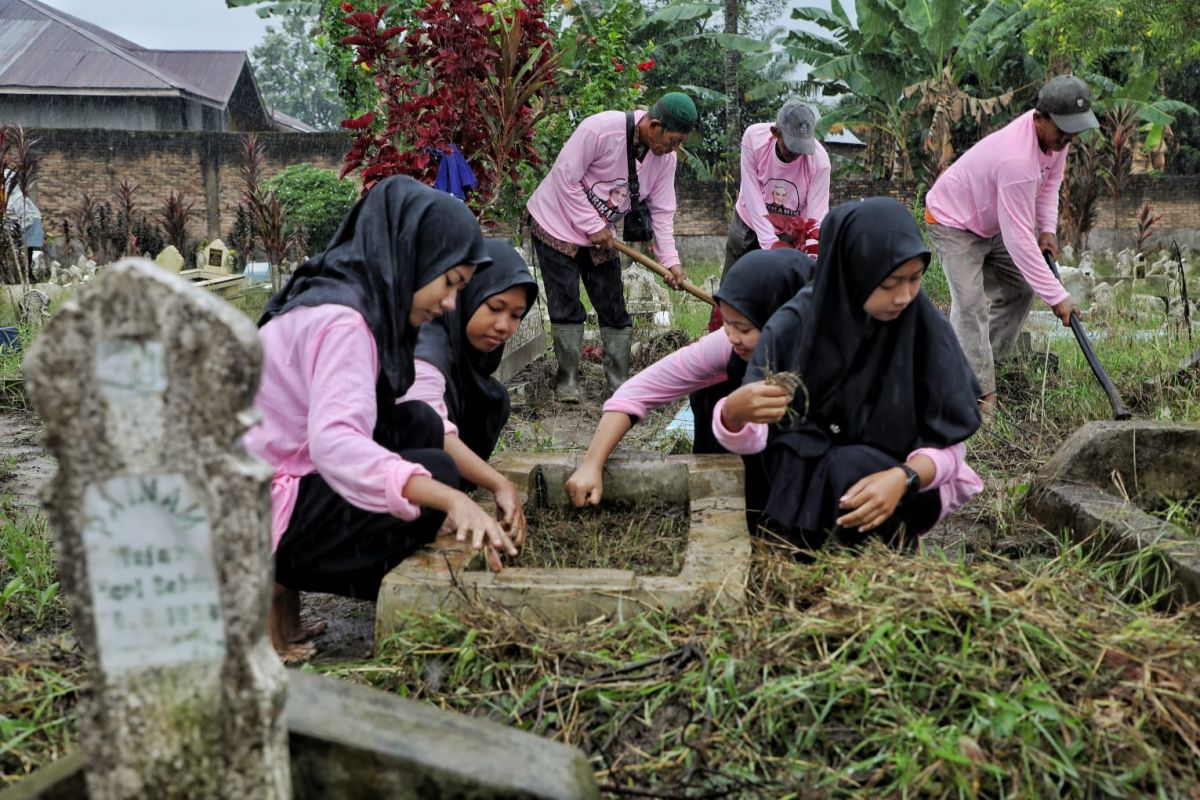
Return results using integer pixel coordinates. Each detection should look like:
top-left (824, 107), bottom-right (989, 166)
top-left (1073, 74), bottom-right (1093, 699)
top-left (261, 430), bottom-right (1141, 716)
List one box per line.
top-left (927, 223), bottom-right (1035, 397)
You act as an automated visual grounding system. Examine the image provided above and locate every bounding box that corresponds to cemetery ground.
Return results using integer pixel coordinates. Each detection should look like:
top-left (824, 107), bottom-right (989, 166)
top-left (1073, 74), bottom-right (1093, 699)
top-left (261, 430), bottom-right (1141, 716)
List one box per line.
top-left (2, 260), bottom-right (1200, 797)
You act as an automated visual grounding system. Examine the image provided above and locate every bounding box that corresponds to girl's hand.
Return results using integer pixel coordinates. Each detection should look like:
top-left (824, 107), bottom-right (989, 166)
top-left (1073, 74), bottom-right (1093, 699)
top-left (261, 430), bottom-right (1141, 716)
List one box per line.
top-left (835, 467), bottom-right (907, 532)
top-left (566, 462), bottom-right (604, 507)
top-left (444, 493), bottom-right (518, 571)
top-left (722, 382), bottom-right (791, 429)
top-left (493, 480), bottom-right (527, 550)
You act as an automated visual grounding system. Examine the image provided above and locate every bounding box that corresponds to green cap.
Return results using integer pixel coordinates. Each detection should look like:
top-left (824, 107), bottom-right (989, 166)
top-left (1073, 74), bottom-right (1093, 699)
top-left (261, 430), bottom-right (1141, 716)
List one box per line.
top-left (650, 92), bottom-right (698, 133)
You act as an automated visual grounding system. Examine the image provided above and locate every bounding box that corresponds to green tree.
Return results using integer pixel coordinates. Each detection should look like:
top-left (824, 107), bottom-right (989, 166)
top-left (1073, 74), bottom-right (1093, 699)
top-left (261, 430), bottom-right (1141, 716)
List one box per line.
top-left (636, 0), bottom-right (794, 176)
top-left (786, 0), bottom-right (1036, 181)
top-left (1021, 0), bottom-right (1200, 73)
top-left (250, 11), bottom-right (346, 130)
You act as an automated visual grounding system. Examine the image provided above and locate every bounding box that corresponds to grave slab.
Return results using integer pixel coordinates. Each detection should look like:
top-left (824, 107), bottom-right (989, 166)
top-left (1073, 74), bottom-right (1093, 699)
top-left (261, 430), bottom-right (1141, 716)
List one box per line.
top-left (1028, 421), bottom-right (1200, 605)
top-left (377, 453), bottom-right (750, 638)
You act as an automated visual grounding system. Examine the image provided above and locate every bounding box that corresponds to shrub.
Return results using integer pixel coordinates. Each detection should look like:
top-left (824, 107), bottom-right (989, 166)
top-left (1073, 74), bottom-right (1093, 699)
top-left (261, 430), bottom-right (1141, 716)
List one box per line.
top-left (263, 163), bottom-right (357, 255)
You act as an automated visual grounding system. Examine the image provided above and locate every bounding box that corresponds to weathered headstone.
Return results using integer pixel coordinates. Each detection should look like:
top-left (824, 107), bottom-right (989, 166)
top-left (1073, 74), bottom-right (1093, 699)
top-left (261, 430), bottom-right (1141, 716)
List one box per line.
top-left (199, 239), bottom-right (232, 273)
top-left (23, 258), bottom-right (290, 799)
top-left (19, 288), bottom-right (50, 330)
top-left (155, 245), bottom-right (185, 274)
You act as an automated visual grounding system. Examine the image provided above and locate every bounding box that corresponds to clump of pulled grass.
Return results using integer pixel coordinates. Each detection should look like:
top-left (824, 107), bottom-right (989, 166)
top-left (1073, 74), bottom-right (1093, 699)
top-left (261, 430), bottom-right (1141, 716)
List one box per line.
top-left (322, 541), bottom-right (1200, 799)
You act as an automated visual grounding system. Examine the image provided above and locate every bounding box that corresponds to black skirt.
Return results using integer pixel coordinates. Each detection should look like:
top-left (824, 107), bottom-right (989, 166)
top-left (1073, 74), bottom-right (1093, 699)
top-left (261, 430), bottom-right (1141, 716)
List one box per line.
top-left (754, 443), bottom-right (942, 554)
top-left (274, 401), bottom-right (460, 600)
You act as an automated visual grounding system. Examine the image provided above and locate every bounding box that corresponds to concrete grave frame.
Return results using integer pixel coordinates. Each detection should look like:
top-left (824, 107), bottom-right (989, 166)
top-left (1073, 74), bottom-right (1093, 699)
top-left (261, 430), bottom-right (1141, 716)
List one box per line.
top-left (376, 452), bottom-right (751, 640)
top-left (1028, 421), bottom-right (1200, 605)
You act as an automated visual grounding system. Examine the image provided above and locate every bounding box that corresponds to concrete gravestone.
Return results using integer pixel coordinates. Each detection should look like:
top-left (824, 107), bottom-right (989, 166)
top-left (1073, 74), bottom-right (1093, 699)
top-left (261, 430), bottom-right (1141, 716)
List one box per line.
top-left (154, 245), bottom-right (185, 274)
top-left (198, 239), bottom-right (232, 273)
top-left (23, 257), bottom-right (290, 799)
top-left (12, 257), bottom-right (600, 800)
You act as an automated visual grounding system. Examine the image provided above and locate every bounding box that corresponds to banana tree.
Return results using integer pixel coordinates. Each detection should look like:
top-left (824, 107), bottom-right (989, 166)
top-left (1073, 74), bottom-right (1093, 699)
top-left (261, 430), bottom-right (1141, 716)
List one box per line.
top-left (786, 0), bottom-right (1033, 180)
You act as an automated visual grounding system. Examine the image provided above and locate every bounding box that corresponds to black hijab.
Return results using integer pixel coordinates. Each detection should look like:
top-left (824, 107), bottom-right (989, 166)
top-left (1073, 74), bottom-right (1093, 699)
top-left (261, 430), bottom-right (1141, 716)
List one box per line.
top-left (687, 249), bottom-right (813, 456)
top-left (414, 238), bottom-right (537, 459)
top-left (747, 197), bottom-right (981, 461)
top-left (259, 175), bottom-right (491, 401)
top-left (715, 249), bottom-right (814, 332)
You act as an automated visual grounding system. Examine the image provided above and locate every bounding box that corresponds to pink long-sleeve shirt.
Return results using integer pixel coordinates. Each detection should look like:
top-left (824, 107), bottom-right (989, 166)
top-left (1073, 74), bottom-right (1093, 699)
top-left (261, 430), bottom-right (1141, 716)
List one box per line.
top-left (526, 109), bottom-right (682, 268)
top-left (603, 329), bottom-right (733, 420)
top-left (734, 123), bottom-right (831, 250)
top-left (925, 110), bottom-right (1069, 306)
top-left (244, 305), bottom-right (432, 551)
top-left (397, 359), bottom-right (458, 436)
top-left (711, 400), bottom-right (982, 524)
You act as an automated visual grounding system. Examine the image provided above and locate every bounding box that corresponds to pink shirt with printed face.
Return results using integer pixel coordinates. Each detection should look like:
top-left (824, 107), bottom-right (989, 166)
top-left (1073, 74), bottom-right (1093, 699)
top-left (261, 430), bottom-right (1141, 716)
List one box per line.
top-left (526, 109), bottom-right (682, 268)
top-left (244, 304), bottom-right (432, 551)
top-left (925, 110), bottom-right (1070, 306)
top-left (734, 123), bottom-right (831, 250)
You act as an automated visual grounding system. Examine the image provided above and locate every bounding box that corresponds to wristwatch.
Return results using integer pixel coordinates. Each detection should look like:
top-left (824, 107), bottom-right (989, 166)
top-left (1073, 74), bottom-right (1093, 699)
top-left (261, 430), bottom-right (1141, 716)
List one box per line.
top-left (897, 464), bottom-right (922, 499)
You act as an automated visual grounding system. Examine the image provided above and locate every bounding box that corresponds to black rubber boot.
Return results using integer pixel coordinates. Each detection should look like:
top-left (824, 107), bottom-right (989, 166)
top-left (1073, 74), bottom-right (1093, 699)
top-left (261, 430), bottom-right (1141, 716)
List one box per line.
top-left (600, 326), bottom-right (633, 393)
top-left (551, 323), bottom-right (584, 403)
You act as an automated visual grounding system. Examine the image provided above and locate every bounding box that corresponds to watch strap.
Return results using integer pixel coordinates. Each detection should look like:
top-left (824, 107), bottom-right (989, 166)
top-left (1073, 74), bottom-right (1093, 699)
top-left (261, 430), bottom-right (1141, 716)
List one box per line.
top-left (898, 463), bottom-right (921, 498)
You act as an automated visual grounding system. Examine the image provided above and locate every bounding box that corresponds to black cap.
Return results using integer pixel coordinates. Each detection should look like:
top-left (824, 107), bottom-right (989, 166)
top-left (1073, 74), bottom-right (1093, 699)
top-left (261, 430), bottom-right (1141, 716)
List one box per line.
top-left (1036, 75), bottom-right (1099, 134)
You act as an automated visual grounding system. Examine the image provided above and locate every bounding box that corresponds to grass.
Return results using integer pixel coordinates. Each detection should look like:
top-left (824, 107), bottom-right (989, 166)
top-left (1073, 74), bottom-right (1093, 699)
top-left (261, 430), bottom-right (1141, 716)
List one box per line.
top-left (0, 503), bottom-right (76, 788)
top-left (323, 540), bottom-right (1200, 798)
top-left (471, 502), bottom-right (690, 575)
top-left (4, 262), bottom-right (1200, 795)
top-left (0, 505), bottom-right (65, 635)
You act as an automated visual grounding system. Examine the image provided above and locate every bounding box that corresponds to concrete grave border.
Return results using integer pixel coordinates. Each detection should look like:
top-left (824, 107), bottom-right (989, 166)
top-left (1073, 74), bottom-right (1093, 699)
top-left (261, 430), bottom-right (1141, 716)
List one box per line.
top-left (1028, 421), bottom-right (1200, 604)
top-left (377, 453), bottom-right (750, 639)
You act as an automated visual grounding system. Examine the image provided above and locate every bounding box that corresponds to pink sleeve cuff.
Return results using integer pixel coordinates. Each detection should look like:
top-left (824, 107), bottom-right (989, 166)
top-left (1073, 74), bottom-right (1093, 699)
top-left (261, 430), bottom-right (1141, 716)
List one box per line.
top-left (712, 397), bottom-right (768, 454)
top-left (386, 462), bottom-right (434, 521)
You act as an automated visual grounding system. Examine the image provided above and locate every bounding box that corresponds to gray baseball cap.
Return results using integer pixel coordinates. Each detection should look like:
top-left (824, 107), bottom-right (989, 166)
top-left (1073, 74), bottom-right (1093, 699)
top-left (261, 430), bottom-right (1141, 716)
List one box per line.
top-left (775, 100), bottom-right (819, 156)
top-left (1036, 75), bottom-right (1099, 134)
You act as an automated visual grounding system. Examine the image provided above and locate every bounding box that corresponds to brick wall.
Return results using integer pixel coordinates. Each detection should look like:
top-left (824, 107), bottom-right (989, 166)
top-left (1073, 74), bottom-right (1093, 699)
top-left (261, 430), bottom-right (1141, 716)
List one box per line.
top-left (28, 129), bottom-right (353, 246)
top-left (26, 130), bottom-right (1200, 256)
top-left (676, 173), bottom-right (1200, 249)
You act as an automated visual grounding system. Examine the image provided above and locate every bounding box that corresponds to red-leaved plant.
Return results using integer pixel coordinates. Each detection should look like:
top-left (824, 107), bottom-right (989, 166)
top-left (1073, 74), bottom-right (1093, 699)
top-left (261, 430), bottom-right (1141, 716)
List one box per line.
top-left (338, 0), bottom-right (556, 216)
top-left (767, 214), bottom-right (821, 258)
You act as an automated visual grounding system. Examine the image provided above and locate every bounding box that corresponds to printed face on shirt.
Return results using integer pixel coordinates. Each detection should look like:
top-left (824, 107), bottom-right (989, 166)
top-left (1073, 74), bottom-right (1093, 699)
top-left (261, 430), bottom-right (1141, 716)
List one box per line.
top-left (862, 257), bottom-right (926, 322)
top-left (719, 300), bottom-right (760, 360)
top-left (585, 179), bottom-right (631, 223)
top-left (466, 285), bottom-right (529, 353)
top-left (409, 264), bottom-right (476, 326)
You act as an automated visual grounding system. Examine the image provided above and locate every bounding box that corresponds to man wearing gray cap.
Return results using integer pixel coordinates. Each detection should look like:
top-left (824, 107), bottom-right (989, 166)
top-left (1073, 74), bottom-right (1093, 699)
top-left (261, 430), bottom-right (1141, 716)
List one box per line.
top-left (725, 99), bottom-right (830, 272)
top-left (925, 75), bottom-right (1099, 419)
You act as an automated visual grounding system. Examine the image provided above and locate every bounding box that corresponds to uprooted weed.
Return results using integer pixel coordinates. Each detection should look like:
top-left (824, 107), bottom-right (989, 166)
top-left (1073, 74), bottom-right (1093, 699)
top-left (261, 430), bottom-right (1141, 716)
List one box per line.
top-left (321, 542), bottom-right (1200, 799)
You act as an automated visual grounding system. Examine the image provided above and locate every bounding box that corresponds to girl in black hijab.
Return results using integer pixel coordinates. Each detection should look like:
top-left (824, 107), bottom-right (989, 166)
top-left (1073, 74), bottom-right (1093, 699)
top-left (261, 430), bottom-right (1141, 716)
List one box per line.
top-left (716, 197), bottom-right (983, 551)
top-left (566, 249), bottom-right (812, 507)
top-left (246, 176), bottom-right (519, 660)
top-left (403, 238), bottom-right (538, 544)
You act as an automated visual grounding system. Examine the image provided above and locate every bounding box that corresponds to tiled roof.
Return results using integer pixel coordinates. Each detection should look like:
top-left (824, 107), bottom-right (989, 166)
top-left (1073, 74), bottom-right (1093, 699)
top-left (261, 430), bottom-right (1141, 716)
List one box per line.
top-left (0, 0), bottom-right (251, 107)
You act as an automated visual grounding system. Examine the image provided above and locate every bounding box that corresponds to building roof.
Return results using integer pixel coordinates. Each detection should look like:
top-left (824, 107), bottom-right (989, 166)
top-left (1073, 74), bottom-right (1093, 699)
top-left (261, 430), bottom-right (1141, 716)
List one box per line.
top-left (0, 0), bottom-right (258, 110)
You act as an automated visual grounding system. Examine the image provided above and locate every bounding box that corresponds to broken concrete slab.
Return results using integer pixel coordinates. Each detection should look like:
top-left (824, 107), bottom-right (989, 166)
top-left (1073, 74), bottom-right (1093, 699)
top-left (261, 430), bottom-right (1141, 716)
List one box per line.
top-left (1, 671), bottom-right (600, 800)
top-left (1028, 421), bottom-right (1200, 605)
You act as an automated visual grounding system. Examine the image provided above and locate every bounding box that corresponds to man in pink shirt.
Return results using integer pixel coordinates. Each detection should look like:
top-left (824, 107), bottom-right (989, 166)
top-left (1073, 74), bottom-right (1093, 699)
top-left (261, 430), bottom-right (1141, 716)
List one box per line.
top-left (527, 92), bottom-right (697, 401)
top-left (727, 99), bottom-right (830, 270)
top-left (925, 75), bottom-right (1098, 417)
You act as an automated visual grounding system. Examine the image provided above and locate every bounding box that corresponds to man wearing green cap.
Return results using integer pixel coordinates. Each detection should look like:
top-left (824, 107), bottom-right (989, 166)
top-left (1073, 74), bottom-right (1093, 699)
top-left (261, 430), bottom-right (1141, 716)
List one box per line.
top-left (527, 92), bottom-right (698, 402)
top-left (924, 75), bottom-right (1099, 419)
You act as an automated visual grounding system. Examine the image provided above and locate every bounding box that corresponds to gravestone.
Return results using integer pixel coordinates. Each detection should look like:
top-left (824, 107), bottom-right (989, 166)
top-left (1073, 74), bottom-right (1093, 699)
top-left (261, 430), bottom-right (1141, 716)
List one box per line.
top-left (19, 288), bottom-right (50, 330)
top-left (22, 258), bottom-right (290, 799)
top-left (198, 239), bottom-right (232, 273)
top-left (155, 245), bottom-right (185, 274)
top-left (10, 257), bottom-right (600, 800)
